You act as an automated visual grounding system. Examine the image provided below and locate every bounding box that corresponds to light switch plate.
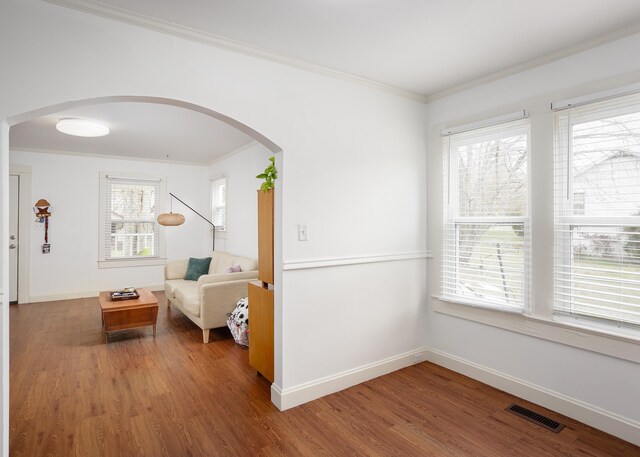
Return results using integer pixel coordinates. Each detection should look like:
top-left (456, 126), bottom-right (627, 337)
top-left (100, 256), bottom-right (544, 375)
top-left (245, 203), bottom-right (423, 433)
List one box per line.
top-left (298, 224), bottom-right (308, 241)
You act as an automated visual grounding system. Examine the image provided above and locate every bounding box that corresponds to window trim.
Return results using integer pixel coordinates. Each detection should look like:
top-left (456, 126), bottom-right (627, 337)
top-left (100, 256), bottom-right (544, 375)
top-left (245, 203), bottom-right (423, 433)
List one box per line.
top-left (211, 174), bottom-right (227, 233)
top-left (553, 98), bottom-right (640, 329)
top-left (442, 119), bottom-right (531, 313)
top-left (432, 90), bottom-right (640, 363)
top-left (98, 172), bottom-right (167, 269)
top-left (432, 295), bottom-right (640, 364)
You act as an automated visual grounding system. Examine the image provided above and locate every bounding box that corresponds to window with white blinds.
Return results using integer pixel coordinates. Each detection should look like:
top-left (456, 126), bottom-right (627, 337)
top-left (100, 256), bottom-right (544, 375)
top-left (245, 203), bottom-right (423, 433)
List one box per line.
top-left (100, 175), bottom-right (162, 262)
top-left (211, 176), bottom-right (227, 231)
top-left (443, 120), bottom-right (530, 311)
top-left (554, 93), bottom-right (640, 328)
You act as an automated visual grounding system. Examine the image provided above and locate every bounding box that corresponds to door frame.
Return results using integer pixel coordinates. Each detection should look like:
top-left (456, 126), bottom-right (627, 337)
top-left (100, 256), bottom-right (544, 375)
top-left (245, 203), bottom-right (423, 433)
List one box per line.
top-left (9, 165), bottom-right (31, 304)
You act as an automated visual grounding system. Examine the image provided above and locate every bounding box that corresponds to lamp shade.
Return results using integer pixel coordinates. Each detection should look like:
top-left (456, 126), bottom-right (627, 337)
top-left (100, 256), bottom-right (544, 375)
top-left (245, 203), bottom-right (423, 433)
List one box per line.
top-left (158, 212), bottom-right (185, 226)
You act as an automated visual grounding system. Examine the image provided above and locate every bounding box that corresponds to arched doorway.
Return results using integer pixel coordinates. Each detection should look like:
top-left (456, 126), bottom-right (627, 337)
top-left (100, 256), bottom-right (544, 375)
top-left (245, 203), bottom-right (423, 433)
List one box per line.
top-left (5, 94), bottom-right (283, 297)
top-left (8, 96), bottom-right (282, 154)
top-left (1, 95), bottom-right (284, 454)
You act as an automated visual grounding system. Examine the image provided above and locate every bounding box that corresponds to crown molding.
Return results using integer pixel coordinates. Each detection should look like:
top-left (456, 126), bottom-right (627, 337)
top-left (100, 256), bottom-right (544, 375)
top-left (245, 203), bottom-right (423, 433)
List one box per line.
top-left (425, 20), bottom-right (640, 103)
top-left (43, 0), bottom-right (428, 103)
top-left (208, 140), bottom-right (260, 166)
top-left (42, 0), bottom-right (640, 106)
top-left (10, 146), bottom-right (211, 166)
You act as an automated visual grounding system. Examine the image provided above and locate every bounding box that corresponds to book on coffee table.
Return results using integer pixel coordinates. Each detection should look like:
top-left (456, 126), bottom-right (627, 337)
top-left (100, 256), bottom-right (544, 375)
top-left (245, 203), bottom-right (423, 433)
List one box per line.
top-left (109, 289), bottom-right (140, 301)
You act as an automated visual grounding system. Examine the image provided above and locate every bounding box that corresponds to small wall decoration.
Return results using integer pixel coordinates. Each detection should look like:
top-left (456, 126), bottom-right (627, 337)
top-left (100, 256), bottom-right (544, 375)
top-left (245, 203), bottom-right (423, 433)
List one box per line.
top-left (33, 199), bottom-right (52, 254)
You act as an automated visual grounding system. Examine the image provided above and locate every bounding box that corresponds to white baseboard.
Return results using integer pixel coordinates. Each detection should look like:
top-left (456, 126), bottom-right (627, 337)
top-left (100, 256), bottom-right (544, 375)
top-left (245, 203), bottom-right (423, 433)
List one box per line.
top-left (271, 347), bottom-right (427, 411)
top-left (28, 284), bottom-right (165, 303)
top-left (425, 347), bottom-right (640, 447)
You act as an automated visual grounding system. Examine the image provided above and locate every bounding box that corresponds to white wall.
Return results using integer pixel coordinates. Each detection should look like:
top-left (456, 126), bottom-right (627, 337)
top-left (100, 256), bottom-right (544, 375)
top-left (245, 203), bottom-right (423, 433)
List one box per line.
top-left (208, 142), bottom-right (272, 258)
top-left (426, 32), bottom-right (640, 444)
top-left (9, 150), bottom-right (210, 301)
top-left (0, 1), bottom-right (427, 449)
top-left (0, 121), bottom-right (9, 457)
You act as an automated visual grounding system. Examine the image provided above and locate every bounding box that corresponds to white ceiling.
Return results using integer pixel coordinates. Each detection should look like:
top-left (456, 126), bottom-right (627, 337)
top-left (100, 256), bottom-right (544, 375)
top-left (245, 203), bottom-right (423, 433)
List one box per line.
top-left (14, 0), bottom-right (640, 162)
top-left (84, 0), bottom-right (640, 97)
top-left (10, 102), bottom-right (255, 164)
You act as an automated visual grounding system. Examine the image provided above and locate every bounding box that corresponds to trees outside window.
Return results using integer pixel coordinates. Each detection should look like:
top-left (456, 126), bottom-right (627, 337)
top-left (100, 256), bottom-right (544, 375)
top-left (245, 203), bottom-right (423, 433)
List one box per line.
top-left (107, 181), bottom-right (158, 258)
top-left (443, 121), bottom-right (529, 310)
top-left (555, 102), bottom-right (640, 326)
top-left (98, 173), bottom-right (166, 267)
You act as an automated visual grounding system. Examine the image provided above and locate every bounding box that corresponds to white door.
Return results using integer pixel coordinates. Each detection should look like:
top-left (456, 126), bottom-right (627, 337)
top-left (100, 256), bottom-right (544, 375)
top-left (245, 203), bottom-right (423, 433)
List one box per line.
top-left (9, 174), bottom-right (19, 302)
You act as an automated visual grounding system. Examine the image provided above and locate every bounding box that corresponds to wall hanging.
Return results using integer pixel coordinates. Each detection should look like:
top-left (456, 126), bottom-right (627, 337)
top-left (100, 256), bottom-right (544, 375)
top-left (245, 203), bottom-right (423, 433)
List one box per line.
top-left (33, 198), bottom-right (52, 253)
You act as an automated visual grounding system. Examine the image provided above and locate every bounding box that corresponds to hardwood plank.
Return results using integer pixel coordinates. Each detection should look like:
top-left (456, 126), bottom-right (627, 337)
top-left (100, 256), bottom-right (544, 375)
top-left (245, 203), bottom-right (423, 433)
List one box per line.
top-left (10, 294), bottom-right (640, 456)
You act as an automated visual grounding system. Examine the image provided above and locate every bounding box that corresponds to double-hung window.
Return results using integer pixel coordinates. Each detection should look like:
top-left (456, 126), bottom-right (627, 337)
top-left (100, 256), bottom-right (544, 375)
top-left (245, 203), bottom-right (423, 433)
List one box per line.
top-left (98, 173), bottom-right (166, 267)
top-left (211, 175), bottom-right (227, 232)
top-left (443, 120), bottom-right (530, 312)
top-left (554, 94), bottom-right (640, 329)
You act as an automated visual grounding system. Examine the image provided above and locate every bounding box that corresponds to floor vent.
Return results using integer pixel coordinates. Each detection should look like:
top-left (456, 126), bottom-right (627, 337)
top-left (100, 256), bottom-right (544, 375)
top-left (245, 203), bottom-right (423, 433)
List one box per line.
top-left (505, 404), bottom-right (565, 433)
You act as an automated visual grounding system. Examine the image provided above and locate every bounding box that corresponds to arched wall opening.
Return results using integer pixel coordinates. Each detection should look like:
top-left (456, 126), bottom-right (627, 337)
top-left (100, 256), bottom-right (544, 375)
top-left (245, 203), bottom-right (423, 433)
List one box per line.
top-left (0, 96), bottom-right (285, 446)
top-left (0, 4), bottom-right (435, 457)
top-left (7, 95), bottom-right (283, 155)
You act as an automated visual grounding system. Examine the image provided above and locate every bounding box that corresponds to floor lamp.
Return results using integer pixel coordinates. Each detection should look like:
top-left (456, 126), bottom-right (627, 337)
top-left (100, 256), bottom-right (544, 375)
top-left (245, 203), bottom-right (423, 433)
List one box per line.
top-left (157, 193), bottom-right (216, 251)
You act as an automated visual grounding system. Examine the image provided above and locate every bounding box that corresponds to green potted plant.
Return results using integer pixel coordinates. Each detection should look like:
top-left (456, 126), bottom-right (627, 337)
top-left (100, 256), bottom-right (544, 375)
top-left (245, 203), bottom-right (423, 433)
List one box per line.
top-left (256, 156), bottom-right (277, 191)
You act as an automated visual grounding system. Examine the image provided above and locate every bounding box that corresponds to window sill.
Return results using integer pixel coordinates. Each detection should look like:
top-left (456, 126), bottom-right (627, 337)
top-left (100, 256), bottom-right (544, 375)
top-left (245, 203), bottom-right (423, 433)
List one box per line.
top-left (98, 257), bottom-right (167, 269)
top-left (431, 295), bottom-right (640, 364)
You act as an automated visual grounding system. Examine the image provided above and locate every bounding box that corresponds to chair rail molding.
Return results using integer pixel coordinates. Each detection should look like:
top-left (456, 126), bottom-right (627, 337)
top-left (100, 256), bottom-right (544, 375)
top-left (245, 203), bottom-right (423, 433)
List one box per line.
top-left (282, 251), bottom-right (432, 271)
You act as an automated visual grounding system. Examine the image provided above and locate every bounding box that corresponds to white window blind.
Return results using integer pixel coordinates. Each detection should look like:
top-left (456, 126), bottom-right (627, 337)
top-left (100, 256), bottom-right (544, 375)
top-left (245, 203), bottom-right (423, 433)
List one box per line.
top-left (443, 120), bottom-right (530, 311)
top-left (211, 176), bottom-right (227, 231)
top-left (104, 176), bottom-right (160, 260)
top-left (554, 93), bottom-right (640, 328)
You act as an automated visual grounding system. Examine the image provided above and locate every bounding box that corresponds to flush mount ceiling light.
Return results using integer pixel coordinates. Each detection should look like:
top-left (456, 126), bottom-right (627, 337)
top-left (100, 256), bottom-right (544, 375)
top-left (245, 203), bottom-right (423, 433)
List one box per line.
top-left (55, 118), bottom-right (110, 137)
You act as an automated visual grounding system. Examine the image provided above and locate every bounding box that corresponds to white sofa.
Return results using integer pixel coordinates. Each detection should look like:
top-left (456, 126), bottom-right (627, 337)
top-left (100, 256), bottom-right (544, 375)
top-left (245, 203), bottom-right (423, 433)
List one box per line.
top-left (164, 251), bottom-right (258, 343)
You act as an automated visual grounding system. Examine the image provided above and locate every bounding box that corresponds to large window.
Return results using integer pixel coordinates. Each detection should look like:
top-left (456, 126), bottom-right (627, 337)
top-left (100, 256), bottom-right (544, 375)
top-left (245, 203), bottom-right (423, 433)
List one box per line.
top-left (211, 175), bottom-right (227, 231)
top-left (437, 90), bottom-right (640, 356)
top-left (443, 120), bottom-right (530, 311)
top-left (99, 173), bottom-right (166, 267)
top-left (554, 95), bottom-right (640, 328)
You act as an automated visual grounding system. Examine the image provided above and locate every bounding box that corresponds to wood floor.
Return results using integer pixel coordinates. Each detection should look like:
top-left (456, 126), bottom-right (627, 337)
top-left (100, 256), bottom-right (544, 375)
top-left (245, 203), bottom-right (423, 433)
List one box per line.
top-left (10, 292), bottom-right (639, 456)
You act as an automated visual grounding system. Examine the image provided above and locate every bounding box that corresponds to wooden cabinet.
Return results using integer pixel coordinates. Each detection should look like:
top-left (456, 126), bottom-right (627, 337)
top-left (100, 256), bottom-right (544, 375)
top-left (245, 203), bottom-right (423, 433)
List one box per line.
top-left (250, 188), bottom-right (275, 382)
top-left (248, 281), bottom-right (274, 382)
top-left (257, 189), bottom-right (274, 284)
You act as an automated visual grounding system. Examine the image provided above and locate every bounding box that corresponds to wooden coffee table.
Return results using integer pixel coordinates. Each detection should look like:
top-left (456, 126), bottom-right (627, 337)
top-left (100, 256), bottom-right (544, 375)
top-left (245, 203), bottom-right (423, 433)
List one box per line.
top-left (98, 288), bottom-right (159, 343)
